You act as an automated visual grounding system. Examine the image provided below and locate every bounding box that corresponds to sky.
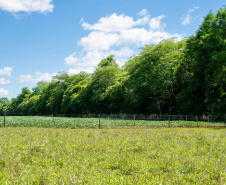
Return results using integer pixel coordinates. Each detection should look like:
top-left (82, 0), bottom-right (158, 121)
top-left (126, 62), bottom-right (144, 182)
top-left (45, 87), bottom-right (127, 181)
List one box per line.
top-left (0, 0), bottom-right (225, 100)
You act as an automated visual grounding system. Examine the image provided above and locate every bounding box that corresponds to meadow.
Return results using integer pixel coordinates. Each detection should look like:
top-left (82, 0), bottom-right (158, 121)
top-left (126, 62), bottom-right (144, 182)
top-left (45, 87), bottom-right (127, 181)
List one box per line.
top-left (0, 116), bottom-right (225, 128)
top-left (0, 127), bottom-right (225, 184)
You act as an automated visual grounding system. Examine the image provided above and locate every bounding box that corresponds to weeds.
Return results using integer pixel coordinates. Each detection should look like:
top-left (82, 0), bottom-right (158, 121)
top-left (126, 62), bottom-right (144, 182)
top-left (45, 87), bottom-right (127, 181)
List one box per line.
top-left (0, 127), bottom-right (225, 184)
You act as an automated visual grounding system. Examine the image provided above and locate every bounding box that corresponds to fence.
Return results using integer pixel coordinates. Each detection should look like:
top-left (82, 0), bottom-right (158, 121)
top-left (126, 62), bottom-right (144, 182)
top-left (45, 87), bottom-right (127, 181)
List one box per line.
top-left (0, 113), bottom-right (225, 128)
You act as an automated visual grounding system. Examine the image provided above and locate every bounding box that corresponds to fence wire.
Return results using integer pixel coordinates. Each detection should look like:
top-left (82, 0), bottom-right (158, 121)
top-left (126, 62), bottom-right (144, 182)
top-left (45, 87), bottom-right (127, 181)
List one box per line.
top-left (0, 113), bottom-right (225, 128)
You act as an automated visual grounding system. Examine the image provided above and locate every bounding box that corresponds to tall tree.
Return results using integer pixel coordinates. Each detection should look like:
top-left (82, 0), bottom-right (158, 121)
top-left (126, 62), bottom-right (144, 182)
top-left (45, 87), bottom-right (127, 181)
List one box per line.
top-left (176, 7), bottom-right (226, 116)
top-left (124, 38), bottom-right (186, 114)
top-left (87, 55), bottom-right (124, 113)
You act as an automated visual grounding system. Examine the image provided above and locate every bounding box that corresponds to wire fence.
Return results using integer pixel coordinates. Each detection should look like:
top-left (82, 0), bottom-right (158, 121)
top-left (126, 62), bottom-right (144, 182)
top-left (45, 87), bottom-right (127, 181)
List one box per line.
top-left (1, 112), bottom-right (226, 121)
top-left (0, 113), bottom-right (225, 128)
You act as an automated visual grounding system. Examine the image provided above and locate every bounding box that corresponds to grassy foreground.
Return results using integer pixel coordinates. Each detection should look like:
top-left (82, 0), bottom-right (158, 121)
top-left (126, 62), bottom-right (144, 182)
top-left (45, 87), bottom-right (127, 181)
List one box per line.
top-left (0, 116), bottom-right (225, 128)
top-left (0, 127), bottom-right (226, 184)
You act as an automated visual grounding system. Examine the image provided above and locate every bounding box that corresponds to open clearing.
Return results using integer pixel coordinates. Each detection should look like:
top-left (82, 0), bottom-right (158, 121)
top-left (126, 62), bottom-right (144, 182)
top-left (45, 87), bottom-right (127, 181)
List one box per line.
top-left (0, 127), bottom-right (226, 184)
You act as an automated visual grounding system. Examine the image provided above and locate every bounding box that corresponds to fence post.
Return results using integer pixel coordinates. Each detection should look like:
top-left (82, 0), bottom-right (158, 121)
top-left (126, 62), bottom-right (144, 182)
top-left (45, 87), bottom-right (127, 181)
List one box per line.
top-left (52, 114), bottom-right (55, 127)
top-left (168, 115), bottom-right (170, 128)
top-left (196, 115), bottom-right (198, 127)
top-left (208, 115), bottom-right (209, 122)
top-left (4, 112), bottom-right (6, 127)
top-left (186, 115), bottom-right (187, 121)
top-left (134, 115), bottom-right (135, 126)
top-left (99, 114), bottom-right (101, 129)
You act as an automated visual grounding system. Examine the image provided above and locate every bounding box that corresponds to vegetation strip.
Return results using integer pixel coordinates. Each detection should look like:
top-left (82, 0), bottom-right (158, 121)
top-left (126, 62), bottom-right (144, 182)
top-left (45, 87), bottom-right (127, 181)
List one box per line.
top-left (0, 116), bottom-right (225, 128)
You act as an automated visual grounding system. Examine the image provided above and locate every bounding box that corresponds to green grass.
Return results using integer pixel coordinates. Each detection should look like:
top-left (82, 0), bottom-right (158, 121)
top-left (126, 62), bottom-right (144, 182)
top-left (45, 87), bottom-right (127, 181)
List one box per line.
top-left (0, 116), bottom-right (225, 128)
top-left (0, 127), bottom-right (225, 184)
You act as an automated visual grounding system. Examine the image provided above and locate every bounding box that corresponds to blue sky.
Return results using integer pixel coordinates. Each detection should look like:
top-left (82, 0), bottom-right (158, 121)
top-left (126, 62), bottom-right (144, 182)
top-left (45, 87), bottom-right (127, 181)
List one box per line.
top-left (0, 0), bottom-right (225, 99)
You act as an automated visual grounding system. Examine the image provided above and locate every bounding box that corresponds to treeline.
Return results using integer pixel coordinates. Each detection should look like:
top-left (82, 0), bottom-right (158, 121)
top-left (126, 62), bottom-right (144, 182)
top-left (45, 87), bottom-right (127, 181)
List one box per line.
top-left (0, 7), bottom-right (225, 117)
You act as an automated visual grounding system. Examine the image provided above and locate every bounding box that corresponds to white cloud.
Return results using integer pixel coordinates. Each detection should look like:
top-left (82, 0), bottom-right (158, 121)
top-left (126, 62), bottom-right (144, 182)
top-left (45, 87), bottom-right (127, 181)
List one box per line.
top-left (181, 6), bottom-right (199, 25)
top-left (66, 47), bottom-right (134, 74)
top-left (0, 88), bottom-right (9, 97)
top-left (79, 11), bottom-right (181, 51)
top-left (79, 31), bottom-right (119, 51)
top-left (67, 10), bottom-right (182, 75)
top-left (19, 72), bottom-right (57, 83)
top-left (138, 9), bottom-right (149, 16)
top-left (0, 67), bottom-right (13, 76)
top-left (0, 0), bottom-right (54, 13)
top-left (119, 28), bottom-right (182, 46)
top-left (64, 52), bottom-right (78, 66)
top-left (79, 28), bottom-right (182, 51)
top-left (81, 13), bottom-right (149, 33)
top-left (149, 15), bottom-right (166, 30)
top-left (81, 14), bottom-right (135, 32)
top-left (0, 78), bottom-right (10, 85)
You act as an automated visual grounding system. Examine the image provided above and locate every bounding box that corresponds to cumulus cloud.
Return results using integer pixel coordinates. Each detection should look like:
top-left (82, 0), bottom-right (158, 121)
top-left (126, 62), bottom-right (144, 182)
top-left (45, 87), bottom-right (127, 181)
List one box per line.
top-left (79, 32), bottom-right (119, 51)
top-left (81, 13), bottom-right (149, 33)
top-left (181, 6), bottom-right (199, 25)
top-left (66, 10), bottom-right (182, 75)
top-left (66, 47), bottom-right (134, 74)
top-left (0, 67), bottom-right (13, 76)
top-left (19, 72), bottom-right (57, 83)
top-left (118, 28), bottom-right (177, 46)
top-left (149, 15), bottom-right (166, 30)
top-left (79, 11), bottom-right (182, 51)
top-left (0, 78), bottom-right (10, 85)
top-left (0, 88), bottom-right (9, 97)
top-left (65, 52), bottom-right (78, 66)
top-left (0, 0), bottom-right (54, 13)
top-left (79, 28), bottom-right (182, 51)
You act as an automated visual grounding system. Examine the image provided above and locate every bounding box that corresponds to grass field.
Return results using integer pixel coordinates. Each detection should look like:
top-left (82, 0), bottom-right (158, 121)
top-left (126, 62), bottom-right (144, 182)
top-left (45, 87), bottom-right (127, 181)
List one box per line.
top-left (0, 116), bottom-right (225, 128)
top-left (0, 127), bottom-right (226, 184)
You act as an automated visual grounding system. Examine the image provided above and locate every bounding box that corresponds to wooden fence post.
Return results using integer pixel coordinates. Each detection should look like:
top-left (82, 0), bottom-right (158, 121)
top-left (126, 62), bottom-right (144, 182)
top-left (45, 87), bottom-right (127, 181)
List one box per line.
top-left (99, 114), bottom-right (101, 129)
top-left (186, 115), bottom-right (187, 121)
top-left (52, 114), bottom-right (55, 127)
top-left (196, 115), bottom-right (198, 127)
top-left (134, 115), bottom-right (135, 126)
top-left (4, 112), bottom-right (6, 127)
top-left (168, 115), bottom-right (170, 128)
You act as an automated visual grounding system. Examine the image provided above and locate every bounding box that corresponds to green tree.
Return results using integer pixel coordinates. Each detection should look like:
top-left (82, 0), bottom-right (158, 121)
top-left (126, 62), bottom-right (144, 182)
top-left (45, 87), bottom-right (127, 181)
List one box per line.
top-left (61, 72), bottom-right (91, 114)
top-left (87, 55), bottom-right (124, 113)
top-left (176, 7), bottom-right (226, 116)
top-left (36, 81), bottom-right (68, 114)
top-left (8, 87), bottom-right (31, 114)
top-left (0, 97), bottom-right (10, 114)
top-left (124, 38), bottom-right (186, 114)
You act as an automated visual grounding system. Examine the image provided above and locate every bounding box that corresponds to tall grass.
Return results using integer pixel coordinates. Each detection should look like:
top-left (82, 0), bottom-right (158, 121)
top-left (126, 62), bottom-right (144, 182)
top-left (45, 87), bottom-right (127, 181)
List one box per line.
top-left (0, 127), bottom-right (225, 184)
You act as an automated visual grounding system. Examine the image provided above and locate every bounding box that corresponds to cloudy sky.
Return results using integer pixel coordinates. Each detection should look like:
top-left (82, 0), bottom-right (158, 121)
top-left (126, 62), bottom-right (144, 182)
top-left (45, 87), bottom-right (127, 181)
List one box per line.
top-left (0, 0), bottom-right (225, 99)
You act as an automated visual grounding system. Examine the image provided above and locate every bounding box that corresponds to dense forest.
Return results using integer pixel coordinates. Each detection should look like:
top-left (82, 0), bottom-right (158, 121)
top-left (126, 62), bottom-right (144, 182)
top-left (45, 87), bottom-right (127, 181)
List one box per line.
top-left (0, 7), bottom-right (225, 118)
